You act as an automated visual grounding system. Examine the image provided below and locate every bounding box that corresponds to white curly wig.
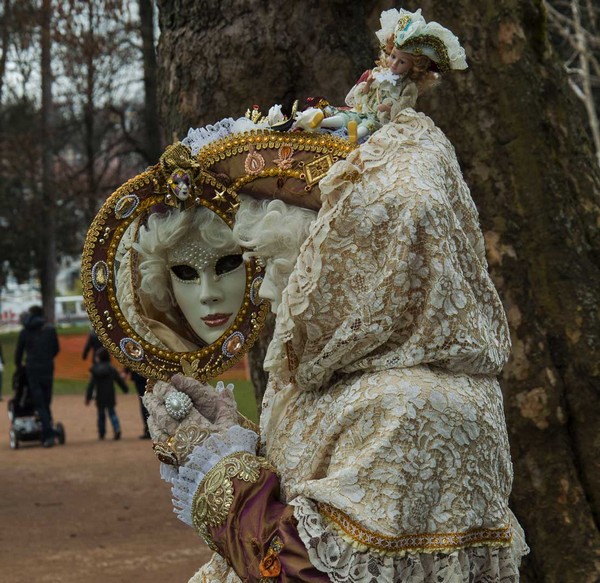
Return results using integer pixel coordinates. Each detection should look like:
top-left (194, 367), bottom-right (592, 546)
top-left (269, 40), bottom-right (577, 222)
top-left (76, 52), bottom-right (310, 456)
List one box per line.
top-left (232, 197), bottom-right (317, 299)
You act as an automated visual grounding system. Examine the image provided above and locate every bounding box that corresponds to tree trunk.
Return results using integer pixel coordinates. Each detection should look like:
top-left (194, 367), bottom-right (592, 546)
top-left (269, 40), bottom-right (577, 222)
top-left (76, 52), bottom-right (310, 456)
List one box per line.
top-left (400, 1), bottom-right (600, 580)
top-left (156, 0), bottom-right (380, 137)
top-left (84, 3), bottom-right (97, 227)
top-left (156, 1), bottom-right (600, 579)
top-left (0, 0), bottom-right (11, 106)
top-left (40, 0), bottom-right (56, 322)
top-left (138, 0), bottom-right (163, 163)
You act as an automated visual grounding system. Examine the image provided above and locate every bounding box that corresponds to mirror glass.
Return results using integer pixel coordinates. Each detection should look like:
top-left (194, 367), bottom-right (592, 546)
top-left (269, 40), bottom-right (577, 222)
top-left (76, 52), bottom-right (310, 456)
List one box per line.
top-left (114, 207), bottom-right (247, 353)
top-left (82, 169), bottom-right (268, 382)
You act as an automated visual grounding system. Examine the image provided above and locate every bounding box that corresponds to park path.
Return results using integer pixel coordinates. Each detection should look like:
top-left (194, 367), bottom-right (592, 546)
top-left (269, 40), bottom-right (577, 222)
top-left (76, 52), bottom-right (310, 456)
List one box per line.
top-left (55, 334), bottom-right (91, 380)
top-left (0, 393), bottom-right (212, 582)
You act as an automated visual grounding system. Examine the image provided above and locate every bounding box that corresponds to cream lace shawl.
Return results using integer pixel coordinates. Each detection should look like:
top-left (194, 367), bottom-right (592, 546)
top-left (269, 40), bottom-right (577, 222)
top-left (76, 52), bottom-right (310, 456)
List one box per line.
top-left (192, 110), bottom-right (528, 582)
top-left (266, 108), bottom-right (510, 387)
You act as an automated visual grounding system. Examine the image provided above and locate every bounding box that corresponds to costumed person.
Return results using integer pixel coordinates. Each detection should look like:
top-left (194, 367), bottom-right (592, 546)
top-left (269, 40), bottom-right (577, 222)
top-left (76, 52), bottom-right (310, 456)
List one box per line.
top-left (140, 9), bottom-right (528, 583)
top-left (14, 305), bottom-right (60, 448)
top-left (295, 7), bottom-right (467, 142)
top-left (85, 348), bottom-right (129, 440)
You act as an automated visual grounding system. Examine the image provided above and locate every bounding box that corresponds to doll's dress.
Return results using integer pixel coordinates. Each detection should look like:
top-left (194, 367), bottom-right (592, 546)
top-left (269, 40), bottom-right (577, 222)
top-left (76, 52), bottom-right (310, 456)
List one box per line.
top-left (187, 108), bottom-right (528, 582)
top-left (330, 66), bottom-right (418, 133)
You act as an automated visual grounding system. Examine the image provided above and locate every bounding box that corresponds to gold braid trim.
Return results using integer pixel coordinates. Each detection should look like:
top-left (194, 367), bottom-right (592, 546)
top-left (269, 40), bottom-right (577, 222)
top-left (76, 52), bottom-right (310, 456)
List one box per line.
top-left (237, 412), bottom-right (259, 434)
top-left (195, 130), bottom-right (356, 169)
top-left (317, 502), bottom-right (512, 556)
top-left (192, 451), bottom-right (276, 551)
top-left (399, 35), bottom-right (451, 72)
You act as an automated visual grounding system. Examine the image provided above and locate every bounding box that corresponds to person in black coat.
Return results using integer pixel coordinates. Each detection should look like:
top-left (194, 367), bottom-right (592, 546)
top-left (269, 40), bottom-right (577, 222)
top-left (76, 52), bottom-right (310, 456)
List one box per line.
top-left (85, 348), bottom-right (129, 440)
top-left (14, 305), bottom-right (60, 447)
top-left (82, 330), bottom-right (103, 363)
top-left (125, 368), bottom-right (151, 439)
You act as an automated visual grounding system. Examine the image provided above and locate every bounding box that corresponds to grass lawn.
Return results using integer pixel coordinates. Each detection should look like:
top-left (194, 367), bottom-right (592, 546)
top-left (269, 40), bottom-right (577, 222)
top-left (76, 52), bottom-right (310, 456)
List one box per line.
top-left (222, 380), bottom-right (258, 423)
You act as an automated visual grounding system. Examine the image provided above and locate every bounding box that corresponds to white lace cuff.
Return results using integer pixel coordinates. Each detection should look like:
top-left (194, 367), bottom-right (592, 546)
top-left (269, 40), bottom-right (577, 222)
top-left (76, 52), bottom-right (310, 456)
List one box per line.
top-left (171, 425), bottom-right (259, 528)
top-left (160, 462), bottom-right (179, 484)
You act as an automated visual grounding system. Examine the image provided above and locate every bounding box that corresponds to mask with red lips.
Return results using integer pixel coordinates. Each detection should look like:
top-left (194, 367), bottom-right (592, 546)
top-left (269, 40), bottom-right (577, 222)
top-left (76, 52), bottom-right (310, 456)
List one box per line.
top-left (167, 238), bottom-right (246, 345)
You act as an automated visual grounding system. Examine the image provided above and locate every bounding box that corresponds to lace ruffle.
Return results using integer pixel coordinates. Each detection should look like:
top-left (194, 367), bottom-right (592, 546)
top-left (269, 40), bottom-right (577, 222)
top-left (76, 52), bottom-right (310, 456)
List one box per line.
top-left (292, 497), bottom-right (528, 583)
top-left (171, 425), bottom-right (258, 527)
top-left (182, 117), bottom-right (265, 155)
top-left (160, 462), bottom-right (178, 484)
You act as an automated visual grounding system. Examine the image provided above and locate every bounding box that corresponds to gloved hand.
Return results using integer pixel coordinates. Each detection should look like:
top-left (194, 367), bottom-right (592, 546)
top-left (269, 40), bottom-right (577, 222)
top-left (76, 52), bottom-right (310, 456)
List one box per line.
top-left (170, 374), bottom-right (234, 424)
top-left (142, 375), bottom-right (238, 466)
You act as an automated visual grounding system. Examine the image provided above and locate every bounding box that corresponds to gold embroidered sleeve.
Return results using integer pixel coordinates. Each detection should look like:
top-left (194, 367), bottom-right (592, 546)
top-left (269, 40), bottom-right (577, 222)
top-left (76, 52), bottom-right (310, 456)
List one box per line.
top-left (190, 452), bottom-right (330, 582)
top-left (191, 451), bottom-right (276, 550)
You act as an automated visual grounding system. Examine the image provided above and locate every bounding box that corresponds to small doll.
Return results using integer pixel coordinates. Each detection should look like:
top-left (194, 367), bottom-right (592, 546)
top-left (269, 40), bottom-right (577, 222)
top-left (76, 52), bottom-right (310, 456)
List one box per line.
top-left (295, 8), bottom-right (468, 141)
top-left (295, 63), bottom-right (415, 141)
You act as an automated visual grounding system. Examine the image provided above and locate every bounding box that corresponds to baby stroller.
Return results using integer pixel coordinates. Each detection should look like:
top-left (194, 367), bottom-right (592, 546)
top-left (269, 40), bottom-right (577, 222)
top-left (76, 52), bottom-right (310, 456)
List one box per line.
top-left (7, 368), bottom-right (65, 449)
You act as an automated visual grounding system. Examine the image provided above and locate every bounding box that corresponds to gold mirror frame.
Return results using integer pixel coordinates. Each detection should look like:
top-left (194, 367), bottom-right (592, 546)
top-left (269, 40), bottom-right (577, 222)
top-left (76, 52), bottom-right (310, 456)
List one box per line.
top-left (81, 166), bottom-right (269, 382)
top-left (82, 128), bottom-right (357, 382)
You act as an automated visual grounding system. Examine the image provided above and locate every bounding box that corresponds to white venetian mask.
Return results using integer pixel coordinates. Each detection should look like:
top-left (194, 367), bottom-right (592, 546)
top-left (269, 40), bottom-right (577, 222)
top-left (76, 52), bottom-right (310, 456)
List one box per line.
top-left (167, 238), bottom-right (246, 344)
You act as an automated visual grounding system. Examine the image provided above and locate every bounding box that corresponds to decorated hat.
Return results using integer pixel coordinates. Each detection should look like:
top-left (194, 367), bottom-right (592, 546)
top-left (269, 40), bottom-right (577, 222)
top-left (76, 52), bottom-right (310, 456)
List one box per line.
top-left (376, 8), bottom-right (468, 72)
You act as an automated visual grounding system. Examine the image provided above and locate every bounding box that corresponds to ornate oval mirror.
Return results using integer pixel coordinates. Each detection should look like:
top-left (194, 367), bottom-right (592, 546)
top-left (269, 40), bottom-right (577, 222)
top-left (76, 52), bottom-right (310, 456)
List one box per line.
top-left (82, 123), bottom-right (356, 382)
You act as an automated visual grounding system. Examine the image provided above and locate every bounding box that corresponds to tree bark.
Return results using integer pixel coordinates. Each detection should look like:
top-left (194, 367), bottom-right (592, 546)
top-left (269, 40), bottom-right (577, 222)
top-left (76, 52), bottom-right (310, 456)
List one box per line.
top-left (400, 1), bottom-right (600, 580)
top-left (155, 0), bottom-right (380, 137)
top-left (40, 0), bottom-right (56, 322)
top-left (138, 0), bottom-right (163, 163)
top-left (156, 1), bottom-right (600, 579)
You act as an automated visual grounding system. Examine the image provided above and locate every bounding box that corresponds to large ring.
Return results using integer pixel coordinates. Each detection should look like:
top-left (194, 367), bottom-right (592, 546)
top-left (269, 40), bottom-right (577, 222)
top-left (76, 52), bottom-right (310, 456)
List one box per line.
top-left (152, 424), bottom-right (210, 467)
top-left (164, 390), bottom-right (193, 421)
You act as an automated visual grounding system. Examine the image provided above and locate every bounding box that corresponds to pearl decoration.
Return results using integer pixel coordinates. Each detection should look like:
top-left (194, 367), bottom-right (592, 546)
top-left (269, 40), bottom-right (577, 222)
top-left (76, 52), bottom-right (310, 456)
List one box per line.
top-left (164, 390), bottom-right (193, 421)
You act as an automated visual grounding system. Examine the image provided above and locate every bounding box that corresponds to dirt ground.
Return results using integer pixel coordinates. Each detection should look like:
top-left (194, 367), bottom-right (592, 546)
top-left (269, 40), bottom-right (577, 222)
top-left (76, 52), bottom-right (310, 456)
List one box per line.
top-left (0, 393), bottom-right (213, 583)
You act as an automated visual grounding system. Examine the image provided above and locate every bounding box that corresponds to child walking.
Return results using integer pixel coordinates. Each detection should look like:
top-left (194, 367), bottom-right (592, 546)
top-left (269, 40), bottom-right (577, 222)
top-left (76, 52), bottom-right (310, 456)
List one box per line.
top-left (85, 348), bottom-right (129, 440)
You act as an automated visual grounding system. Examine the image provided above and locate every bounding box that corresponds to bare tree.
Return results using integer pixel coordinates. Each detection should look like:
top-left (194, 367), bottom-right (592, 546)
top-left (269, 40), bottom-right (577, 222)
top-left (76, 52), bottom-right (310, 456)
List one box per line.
top-left (138, 0), bottom-right (163, 163)
top-left (0, 1), bottom-right (154, 304)
top-left (545, 0), bottom-right (600, 165)
top-left (40, 0), bottom-right (56, 320)
top-left (54, 0), bottom-right (144, 225)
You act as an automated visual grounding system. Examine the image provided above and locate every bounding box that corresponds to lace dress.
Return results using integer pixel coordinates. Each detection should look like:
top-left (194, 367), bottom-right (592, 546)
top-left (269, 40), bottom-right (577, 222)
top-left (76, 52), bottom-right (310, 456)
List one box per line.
top-left (344, 67), bottom-right (418, 126)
